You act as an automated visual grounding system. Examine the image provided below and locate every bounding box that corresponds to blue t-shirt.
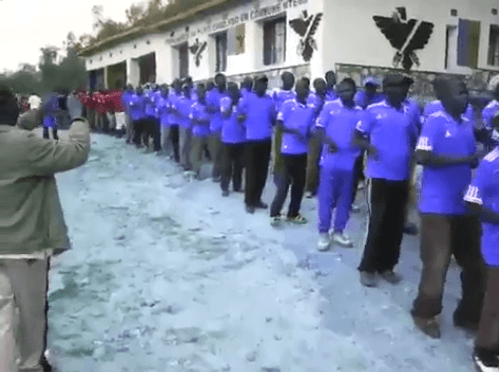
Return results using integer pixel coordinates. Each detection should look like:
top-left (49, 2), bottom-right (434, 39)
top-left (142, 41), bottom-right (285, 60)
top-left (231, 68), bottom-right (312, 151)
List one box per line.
top-left (176, 96), bottom-right (194, 128)
top-left (404, 97), bottom-right (423, 134)
top-left (483, 100), bottom-right (499, 130)
top-left (128, 94), bottom-right (147, 121)
top-left (354, 91), bottom-right (385, 110)
top-left (42, 93), bottom-right (59, 128)
top-left (463, 147), bottom-right (499, 266)
top-left (306, 91), bottom-right (326, 119)
top-left (325, 89), bottom-right (337, 102)
top-left (239, 92), bottom-right (276, 141)
top-left (423, 100), bottom-right (475, 126)
top-left (277, 99), bottom-right (315, 155)
top-left (155, 97), bottom-right (170, 126)
top-left (220, 96), bottom-right (245, 144)
top-left (144, 91), bottom-right (157, 117)
top-left (417, 111), bottom-right (476, 215)
top-left (316, 99), bottom-right (362, 171)
top-left (206, 89), bottom-right (228, 133)
top-left (272, 88), bottom-right (296, 113)
top-left (190, 101), bottom-right (210, 137)
top-left (356, 100), bottom-right (418, 181)
top-left (121, 92), bottom-right (133, 114)
top-left (168, 91), bottom-right (182, 125)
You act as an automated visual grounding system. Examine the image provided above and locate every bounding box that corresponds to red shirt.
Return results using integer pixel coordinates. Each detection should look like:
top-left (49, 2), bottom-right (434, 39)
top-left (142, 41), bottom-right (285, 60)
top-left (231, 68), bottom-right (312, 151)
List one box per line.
top-left (94, 93), bottom-right (107, 115)
top-left (106, 90), bottom-right (125, 113)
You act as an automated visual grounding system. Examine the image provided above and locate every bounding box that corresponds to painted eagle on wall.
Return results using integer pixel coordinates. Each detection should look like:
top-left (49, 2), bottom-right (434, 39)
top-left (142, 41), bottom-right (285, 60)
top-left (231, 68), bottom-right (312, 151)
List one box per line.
top-left (289, 10), bottom-right (323, 62)
top-left (189, 38), bottom-right (208, 67)
top-left (373, 7), bottom-right (434, 71)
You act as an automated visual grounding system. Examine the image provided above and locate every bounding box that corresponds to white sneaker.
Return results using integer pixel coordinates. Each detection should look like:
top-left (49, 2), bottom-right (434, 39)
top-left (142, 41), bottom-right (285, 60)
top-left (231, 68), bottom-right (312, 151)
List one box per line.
top-left (317, 233), bottom-right (331, 251)
top-left (305, 191), bottom-right (314, 199)
top-left (332, 232), bottom-right (354, 248)
top-left (351, 204), bottom-right (361, 213)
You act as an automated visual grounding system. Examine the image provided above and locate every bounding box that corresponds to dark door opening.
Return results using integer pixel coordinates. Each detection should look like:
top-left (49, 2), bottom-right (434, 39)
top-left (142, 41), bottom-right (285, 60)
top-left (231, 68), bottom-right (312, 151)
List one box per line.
top-left (138, 52), bottom-right (156, 85)
top-left (178, 43), bottom-right (189, 78)
top-left (107, 61), bottom-right (127, 89)
top-left (88, 68), bottom-right (104, 91)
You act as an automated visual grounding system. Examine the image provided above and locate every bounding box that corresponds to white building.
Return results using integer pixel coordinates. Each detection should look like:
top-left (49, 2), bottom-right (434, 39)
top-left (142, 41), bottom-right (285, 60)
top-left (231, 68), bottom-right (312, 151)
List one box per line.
top-left (79, 0), bottom-right (499, 95)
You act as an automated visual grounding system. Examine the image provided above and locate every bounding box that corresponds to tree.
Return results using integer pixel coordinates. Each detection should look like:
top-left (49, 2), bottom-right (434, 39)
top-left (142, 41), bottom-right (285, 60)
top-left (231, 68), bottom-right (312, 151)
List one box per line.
top-left (92, 4), bottom-right (105, 32)
top-left (125, 3), bottom-right (145, 26)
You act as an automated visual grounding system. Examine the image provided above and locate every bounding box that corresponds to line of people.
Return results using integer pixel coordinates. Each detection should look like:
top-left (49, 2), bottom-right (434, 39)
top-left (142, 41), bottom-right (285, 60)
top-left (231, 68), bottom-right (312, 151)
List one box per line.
top-left (72, 72), bottom-right (499, 371)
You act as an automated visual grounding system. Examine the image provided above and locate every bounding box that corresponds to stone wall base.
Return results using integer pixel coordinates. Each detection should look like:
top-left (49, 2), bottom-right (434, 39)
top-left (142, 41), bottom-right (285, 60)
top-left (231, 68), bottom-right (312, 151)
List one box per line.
top-left (336, 63), bottom-right (498, 102)
top-left (223, 64), bottom-right (311, 90)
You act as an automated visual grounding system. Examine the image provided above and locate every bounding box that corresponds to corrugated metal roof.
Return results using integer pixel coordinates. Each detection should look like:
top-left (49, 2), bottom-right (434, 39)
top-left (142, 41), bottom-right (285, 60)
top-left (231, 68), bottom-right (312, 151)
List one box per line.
top-left (78, 0), bottom-right (233, 57)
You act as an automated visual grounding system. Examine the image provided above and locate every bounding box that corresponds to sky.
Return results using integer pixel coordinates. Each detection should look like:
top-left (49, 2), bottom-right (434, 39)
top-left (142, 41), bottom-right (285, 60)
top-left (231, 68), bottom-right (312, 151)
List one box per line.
top-left (0, 0), bottom-right (141, 72)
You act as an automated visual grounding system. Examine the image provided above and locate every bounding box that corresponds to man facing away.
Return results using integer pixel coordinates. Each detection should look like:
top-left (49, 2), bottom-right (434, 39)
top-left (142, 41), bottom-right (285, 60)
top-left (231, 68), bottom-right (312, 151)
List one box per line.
top-left (239, 75), bottom-right (277, 214)
top-left (206, 73), bottom-right (228, 182)
top-left (190, 83), bottom-right (212, 179)
top-left (304, 77), bottom-right (327, 199)
top-left (411, 77), bottom-right (485, 339)
top-left (0, 86), bottom-right (90, 372)
top-left (354, 73), bottom-right (419, 288)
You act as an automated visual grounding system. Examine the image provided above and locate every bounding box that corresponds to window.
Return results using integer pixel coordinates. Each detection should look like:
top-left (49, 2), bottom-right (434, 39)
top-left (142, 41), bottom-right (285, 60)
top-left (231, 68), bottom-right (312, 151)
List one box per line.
top-left (488, 25), bottom-right (499, 66)
top-left (178, 43), bottom-right (189, 78)
top-left (236, 24), bottom-right (245, 55)
top-left (215, 32), bottom-right (228, 72)
top-left (263, 17), bottom-right (286, 66)
top-left (457, 19), bottom-right (481, 68)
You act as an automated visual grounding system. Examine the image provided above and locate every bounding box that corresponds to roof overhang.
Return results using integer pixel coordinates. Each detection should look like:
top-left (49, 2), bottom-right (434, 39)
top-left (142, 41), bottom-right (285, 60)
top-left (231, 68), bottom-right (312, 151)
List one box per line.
top-left (78, 0), bottom-right (233, 58)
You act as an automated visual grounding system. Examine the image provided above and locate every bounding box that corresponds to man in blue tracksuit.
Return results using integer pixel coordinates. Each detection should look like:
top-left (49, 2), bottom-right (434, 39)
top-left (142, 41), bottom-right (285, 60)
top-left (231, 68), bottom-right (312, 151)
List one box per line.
top-left (316, 78), bottom-right (363, 251)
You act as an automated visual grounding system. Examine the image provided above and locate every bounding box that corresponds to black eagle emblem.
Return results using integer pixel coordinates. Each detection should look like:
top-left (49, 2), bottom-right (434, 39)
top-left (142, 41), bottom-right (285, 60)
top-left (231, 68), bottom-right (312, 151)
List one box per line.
top-left (289, 10), bottom-right (323, 62)
top-left (373, 7), bottom-right (434, 71)
top-left (189, 38), bottom-right (208, 67)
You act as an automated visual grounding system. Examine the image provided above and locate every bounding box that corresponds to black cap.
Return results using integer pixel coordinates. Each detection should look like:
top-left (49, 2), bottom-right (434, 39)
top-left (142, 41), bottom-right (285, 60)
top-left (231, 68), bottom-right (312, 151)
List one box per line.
top-left (383, 73), bottom-right (413, 88)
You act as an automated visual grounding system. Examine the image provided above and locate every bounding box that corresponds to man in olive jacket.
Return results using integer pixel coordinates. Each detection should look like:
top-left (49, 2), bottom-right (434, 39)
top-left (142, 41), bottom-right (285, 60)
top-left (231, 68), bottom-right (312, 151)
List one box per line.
top-left (0, 87), bottom-right (90, 372)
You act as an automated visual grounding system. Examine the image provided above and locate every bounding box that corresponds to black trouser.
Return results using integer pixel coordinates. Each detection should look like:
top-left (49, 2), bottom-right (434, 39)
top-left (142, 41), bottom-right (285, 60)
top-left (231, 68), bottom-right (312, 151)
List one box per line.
top-left (351, 152), bottom-right (365, 204)
top-left (358, 178), bottom-right (409, 273)
top-left (476, 267), bottom-right (499, 352)
top-left (133, 119), bottom-right (147, 146)
top-left (221, 142), bottom-right (245, 192)
top-left (412, 214), bottom-right (485, 321)
top-left (270, 153), bottom-right (307, 218)
top-left (143, 116), bottom-right (161, 151)
top-left (168, 125), bottom-right (180, 162)
top-left (42, 126), bottom-right (58, 140)
top-left (245, 139), bottom-right (272, 207)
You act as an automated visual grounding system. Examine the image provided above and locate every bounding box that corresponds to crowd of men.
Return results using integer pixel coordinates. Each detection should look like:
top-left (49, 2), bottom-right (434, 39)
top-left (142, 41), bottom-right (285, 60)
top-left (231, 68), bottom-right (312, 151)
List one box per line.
top-left (31, 69), bottom-right (499, 371)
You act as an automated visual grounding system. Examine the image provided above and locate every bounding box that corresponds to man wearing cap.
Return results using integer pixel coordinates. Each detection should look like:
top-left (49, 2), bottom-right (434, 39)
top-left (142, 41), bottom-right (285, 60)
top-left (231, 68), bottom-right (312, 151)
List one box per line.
top-left (354, 77), bottom-right (384, 109)
top-left (0, 86), bottom-right (90, 372)
top-left (354, 73), bottom-right (419, 288)
top-left (411, 77), bottom-right (485, 339)
top-left (239, 75), bottom-right (276, 214)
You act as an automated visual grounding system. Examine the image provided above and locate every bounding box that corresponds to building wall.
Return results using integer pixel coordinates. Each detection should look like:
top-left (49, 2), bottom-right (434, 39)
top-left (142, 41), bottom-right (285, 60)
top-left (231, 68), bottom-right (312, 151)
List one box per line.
top-left (85, 0), bottom-right (316, 89)
top-left (320, 0), bottom-right (499, 76)
top-left (83, 0), bottom-right (499, 91)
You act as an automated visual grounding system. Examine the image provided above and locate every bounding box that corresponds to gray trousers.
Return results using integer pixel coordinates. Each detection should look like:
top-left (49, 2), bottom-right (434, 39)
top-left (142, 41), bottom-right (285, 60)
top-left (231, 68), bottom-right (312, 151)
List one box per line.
top-left (0, 258), bottom-right (50, 372)
top-left (125, 114), bottom-right (134, 142)
top-left (179, 127), bottom-right (192, 170)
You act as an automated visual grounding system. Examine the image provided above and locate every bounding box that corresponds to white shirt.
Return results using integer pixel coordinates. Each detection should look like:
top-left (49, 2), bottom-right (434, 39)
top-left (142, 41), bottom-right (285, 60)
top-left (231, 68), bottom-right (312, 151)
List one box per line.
top-left (28, 95), bottom-right (41, 110)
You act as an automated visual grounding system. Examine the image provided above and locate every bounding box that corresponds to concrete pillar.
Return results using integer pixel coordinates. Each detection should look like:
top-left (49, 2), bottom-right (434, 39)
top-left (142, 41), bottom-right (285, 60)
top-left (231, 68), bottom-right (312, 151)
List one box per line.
top-left (104, 66), bottom-right (109, 89)
top-left (309, 0), bottom-right (326, 81)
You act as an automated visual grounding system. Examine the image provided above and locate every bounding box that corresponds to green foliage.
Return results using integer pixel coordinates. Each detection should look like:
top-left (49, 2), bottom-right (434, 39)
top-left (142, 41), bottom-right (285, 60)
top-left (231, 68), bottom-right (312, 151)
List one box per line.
top-left (79, 0), bottom-right (218, 52)
top-left (0, 33), bottom-right (87, 95)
